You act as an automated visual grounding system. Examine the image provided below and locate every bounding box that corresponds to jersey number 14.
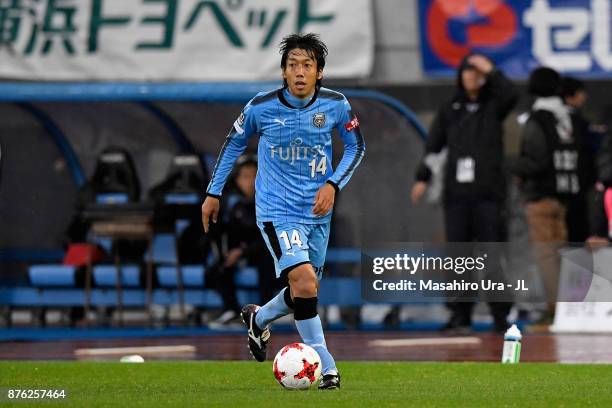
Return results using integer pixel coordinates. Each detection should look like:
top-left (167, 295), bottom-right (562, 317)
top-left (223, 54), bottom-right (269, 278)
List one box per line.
top-left (308, 157), bottom-right (327, 178)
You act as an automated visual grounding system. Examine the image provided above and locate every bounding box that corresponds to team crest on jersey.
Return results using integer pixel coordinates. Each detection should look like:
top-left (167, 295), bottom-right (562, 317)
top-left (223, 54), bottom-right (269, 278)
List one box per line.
top-left (313, 113), bottom-right (326, 128)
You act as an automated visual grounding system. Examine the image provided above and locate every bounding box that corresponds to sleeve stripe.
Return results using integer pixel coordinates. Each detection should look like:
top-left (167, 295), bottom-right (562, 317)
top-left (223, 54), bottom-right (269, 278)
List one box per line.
top-left (336, 126), bottom-right (365, 187)
top-left (206, 129), bottom-right (236, 193)
top-left (233, 120), bottom-right (244, 135)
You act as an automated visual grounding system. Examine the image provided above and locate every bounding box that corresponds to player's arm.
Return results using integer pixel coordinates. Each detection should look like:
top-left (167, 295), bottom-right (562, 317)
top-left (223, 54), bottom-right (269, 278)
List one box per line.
top-left (314, 98), bottom-right (365, 216)
top-left (202, 104), bottom-right (258, 233)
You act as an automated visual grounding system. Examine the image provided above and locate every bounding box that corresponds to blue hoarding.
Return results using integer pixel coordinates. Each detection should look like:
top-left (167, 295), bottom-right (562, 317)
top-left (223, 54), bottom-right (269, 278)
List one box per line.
top-left (419, 0), bottom-right (612, 78)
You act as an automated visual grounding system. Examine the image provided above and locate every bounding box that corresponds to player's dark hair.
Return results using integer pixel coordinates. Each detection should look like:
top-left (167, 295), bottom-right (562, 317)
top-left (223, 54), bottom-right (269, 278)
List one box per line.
top-left (279, 33), bottom-right (328, 87)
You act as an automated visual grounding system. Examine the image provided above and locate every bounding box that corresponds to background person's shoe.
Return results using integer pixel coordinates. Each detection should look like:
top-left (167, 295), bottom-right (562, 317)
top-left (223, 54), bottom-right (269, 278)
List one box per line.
top-left (439, 314), bottom-right (472, 334)
top-left (208, 310), bottom-right (242, 329)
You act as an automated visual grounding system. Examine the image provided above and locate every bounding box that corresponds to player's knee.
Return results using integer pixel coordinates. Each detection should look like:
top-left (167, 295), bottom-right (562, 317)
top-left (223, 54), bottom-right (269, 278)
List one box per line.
top-left (288, 266), bottom-right (318, 298)
top-left (291, 277), bottom-right (317, 298)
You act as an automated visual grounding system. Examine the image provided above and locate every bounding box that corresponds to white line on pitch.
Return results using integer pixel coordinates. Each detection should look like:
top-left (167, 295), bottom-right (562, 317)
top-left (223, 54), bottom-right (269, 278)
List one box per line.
top-left (368, 337), bottom-right (482, 347)
top-left (74, 345), bottom-right (196, 356)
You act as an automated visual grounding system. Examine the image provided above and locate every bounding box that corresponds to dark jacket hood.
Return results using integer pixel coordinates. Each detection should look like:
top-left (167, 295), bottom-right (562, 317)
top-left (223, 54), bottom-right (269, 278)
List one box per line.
top-left (455, 54), bottom-right (492, 103)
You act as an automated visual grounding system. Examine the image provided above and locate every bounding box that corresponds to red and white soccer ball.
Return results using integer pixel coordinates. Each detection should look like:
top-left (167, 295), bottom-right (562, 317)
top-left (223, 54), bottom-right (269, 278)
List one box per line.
top-left (273, 343), bottom-right (322, 390)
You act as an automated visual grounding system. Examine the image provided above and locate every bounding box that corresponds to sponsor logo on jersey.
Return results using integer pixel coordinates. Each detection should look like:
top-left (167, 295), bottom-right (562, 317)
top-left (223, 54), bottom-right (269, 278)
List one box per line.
top-left (344, 115), bottom-right (360, 132)
top-left (270, 144), bottom-right (325, 164)
top-left (313, 112), bottom-right (326, 128)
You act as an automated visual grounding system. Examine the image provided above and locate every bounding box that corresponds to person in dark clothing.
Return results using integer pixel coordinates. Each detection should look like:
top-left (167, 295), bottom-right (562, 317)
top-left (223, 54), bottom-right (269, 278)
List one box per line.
top-left (149, 153), bottom-right (212, 265)
top-left (510, 67), bottom-right (588, 320)
top-left (411, 54), bottom-right (518, 333)
top-left (209, 155), bottom-right (278, 327)
top-left (560, 77), bottom-right (597, 243)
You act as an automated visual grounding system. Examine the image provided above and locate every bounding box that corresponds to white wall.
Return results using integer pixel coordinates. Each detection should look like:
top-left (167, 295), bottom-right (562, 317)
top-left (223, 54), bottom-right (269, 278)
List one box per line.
top-left (370, 0), bottom-right (423, 84)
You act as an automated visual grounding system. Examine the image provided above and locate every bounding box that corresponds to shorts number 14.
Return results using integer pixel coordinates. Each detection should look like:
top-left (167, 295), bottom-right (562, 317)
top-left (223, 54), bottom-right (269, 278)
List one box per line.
top-left (279, 230), bottom-right (303, 249)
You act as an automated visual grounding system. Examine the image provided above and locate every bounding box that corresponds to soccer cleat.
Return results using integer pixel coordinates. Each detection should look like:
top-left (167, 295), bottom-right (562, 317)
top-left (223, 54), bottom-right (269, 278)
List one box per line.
top-left (241, 304), bottom-right (270, 362)
top-left (318, 373), bottom-right (341, 390)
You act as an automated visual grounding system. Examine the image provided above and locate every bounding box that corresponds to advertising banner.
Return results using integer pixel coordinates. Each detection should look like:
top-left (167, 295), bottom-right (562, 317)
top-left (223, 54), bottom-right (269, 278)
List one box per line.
top-left (0, 0), bottom-right (373, 81)
top-left (419, 0), bottom-right (612, 78)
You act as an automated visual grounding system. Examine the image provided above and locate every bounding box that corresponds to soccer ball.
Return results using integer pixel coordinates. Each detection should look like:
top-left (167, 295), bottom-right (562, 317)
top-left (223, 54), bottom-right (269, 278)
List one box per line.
top-left (273, 343), bottom-right (322, 390)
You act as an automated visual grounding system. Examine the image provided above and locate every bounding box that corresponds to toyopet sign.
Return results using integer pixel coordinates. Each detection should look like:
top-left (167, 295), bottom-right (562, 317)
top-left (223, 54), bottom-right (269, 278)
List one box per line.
top-left (0, 0), bottom-right (373, 81)
top-left (419, 0), bottom-right (612, 77)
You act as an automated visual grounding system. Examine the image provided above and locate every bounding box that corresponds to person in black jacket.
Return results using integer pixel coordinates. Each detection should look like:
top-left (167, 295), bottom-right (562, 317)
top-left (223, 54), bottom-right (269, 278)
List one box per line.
top-left (560, 77), bottom-right (598, 243)
top-left (411, 54), bottom-right (518, 333)
top-left (510, 67), bottom-right (588, 320)
top-left (208, 155), bottom-right (278, 328)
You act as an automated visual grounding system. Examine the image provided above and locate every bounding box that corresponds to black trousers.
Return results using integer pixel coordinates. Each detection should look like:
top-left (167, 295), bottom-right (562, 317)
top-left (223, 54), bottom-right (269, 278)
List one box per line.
top-left (217, 248), bottom-right (278, 313)
top-left (565, 195), bottom-right (590, 243)
top-left (443, 198), bottom-right (511, 323)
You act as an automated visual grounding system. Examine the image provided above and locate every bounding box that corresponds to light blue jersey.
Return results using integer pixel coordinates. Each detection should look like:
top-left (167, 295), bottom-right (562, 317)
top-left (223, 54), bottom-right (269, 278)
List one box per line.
top-left (206, 86), bottom-right (365, 224)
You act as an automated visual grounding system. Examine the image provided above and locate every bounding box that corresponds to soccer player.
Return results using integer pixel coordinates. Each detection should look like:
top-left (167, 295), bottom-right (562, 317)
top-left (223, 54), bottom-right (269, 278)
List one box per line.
top-left (201, 33), bottom-right (365, 389)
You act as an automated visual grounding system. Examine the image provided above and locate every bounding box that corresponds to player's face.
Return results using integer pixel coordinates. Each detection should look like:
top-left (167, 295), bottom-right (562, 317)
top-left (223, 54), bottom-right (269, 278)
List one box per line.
top-left (236, 164), bottom-right (256, 199)
top-left (282, 49), bottom-right (323, 99)
top-left (462, 67), bottom-right (485, 95)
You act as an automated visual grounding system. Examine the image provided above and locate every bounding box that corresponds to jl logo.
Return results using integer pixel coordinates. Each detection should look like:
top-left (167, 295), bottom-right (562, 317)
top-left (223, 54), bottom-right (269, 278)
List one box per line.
top-left (313, 113), bottom-right (326, 128)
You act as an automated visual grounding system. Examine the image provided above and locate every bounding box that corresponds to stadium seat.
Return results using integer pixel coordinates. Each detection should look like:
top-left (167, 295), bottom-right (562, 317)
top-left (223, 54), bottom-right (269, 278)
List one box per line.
top-left (92, 265), bottom-right (141, 287)
top-left (326, 248), bottom-right (361, 263)
top-left (164, 193), bottom-right (199, 204)
top-left (234, 267), bottom-right (258, 288)
top-left (319, 277), bottom-right (362, 306)
top-left (95, 193), bottom-right (129, 204)
top-left (148, 233), bottom-right (178, 264)
top-left (28, 265), bottom-right (77, 287)
top-left (156, 265), bottom-right (205, 288)
top-left (90, 237), bottom-right (112, 253)
top-left (236, 290), bottom-right (260, 306)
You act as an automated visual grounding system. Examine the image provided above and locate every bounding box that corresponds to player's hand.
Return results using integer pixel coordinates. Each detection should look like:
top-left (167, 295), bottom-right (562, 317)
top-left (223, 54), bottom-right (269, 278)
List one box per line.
top-left (201, 196), bottom-right (220, 233)
top-left (467, 54), bottom-right (493, 75)
top-left (411, 181), bottom-right (428, 205)
top-left (224, 248), bottom-right (243, 267)
top-left (312, 183), bottom-right (336, 216)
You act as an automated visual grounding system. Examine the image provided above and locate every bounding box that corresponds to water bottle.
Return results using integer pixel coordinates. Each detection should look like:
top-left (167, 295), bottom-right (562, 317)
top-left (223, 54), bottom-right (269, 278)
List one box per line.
top-left (501, 324), bottom-right (522, 364)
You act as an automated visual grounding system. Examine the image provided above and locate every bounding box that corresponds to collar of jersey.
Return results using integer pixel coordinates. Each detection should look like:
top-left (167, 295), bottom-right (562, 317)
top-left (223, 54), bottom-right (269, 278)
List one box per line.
top-left (278, 86), bottom-right (319, 110)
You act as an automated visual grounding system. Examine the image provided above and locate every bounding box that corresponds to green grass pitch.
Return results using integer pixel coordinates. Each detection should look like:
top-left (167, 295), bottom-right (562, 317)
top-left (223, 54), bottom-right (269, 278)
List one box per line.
top-left (1, 361), bottom-right (611, 407)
